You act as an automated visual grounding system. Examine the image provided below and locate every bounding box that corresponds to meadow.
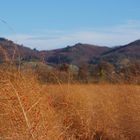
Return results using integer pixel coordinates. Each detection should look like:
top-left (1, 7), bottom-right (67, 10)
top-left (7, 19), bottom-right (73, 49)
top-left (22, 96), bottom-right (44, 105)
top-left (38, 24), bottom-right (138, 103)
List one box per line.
top-left (0, 68), bottom-right (140, 140)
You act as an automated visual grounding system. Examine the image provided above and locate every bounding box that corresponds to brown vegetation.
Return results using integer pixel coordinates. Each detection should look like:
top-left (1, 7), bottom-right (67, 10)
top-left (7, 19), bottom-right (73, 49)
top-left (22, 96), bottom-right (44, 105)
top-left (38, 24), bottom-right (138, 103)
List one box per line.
top-left (0, 67), bottom-right (140, 140)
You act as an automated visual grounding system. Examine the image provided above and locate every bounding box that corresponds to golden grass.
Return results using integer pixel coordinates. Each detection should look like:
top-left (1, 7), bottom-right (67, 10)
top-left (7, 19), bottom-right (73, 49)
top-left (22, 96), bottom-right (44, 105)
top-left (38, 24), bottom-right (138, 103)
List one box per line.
top-left (0, 70), bottom-right (140, 140)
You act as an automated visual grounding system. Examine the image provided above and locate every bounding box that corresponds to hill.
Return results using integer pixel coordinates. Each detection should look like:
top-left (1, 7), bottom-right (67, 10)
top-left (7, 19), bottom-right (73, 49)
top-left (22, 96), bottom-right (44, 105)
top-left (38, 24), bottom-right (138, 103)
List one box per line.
top-left (90, 40), bottom-right (140, 67)
top-left (0, 38), bottom-right (40, 63)
top-left (41, 43), bottom-right (110, 65)
top-left (0, 37), bottom-right (140, 68)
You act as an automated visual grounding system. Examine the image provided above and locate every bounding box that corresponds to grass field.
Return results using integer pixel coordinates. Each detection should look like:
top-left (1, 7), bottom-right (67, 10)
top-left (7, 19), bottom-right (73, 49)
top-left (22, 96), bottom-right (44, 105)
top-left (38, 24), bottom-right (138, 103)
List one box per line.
top-left (0, 70), bottom-right (140, 140)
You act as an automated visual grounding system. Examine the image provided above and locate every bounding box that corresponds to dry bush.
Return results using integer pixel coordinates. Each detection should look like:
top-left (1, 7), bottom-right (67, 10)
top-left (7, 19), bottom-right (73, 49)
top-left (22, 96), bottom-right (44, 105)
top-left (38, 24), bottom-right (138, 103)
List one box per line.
top-left (0, 67), bottom-right (140, 140)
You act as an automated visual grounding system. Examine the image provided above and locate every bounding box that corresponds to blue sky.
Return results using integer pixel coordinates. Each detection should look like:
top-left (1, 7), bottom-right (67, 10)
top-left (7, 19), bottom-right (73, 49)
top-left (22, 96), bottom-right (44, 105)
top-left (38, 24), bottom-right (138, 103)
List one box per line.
top-left (0, 0), bottom-right (140, 50)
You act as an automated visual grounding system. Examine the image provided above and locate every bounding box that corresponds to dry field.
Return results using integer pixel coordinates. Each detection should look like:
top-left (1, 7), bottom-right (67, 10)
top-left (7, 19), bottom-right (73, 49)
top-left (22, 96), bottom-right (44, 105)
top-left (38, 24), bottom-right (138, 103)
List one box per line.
top-left (0, 70), bottom-right (140, 140)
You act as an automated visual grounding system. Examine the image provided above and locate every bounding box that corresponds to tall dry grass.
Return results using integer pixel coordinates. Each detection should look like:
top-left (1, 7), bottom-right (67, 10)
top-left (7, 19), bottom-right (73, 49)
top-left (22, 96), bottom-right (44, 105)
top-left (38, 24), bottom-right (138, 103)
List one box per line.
top-left (0, 67), bottom-right (140, 140)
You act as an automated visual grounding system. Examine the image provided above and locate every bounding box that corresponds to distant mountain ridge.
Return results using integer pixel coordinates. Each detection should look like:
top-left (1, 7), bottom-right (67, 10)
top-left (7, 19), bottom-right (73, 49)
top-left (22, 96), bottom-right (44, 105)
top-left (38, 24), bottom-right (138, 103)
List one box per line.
top-left (91, 39), bottom-right (140, 67)
top-left (0, 38), bottom-right (39, 62)
top-left (42, 43), bottom-right (110, 65)
top-left (0, 37), bottom-right (140, 67)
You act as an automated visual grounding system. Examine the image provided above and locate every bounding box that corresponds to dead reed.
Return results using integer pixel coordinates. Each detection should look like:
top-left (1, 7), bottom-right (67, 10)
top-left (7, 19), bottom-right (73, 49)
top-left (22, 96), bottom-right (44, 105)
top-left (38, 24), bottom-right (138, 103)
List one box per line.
top-left (0, 68), bottom-right (140, 140)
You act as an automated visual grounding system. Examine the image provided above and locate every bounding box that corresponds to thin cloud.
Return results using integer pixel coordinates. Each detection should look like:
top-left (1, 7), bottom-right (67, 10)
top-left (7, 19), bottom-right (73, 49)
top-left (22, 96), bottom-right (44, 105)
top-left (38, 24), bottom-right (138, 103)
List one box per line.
top-left (6, 20), bottom-right (140, 50)
top-left (26, 36), bottom-right (60, 41)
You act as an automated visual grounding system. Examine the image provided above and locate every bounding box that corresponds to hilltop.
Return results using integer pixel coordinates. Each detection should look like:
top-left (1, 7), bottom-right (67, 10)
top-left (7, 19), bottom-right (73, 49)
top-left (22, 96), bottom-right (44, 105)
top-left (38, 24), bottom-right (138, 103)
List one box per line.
top-left (0, 37), bottom-right (140, 68)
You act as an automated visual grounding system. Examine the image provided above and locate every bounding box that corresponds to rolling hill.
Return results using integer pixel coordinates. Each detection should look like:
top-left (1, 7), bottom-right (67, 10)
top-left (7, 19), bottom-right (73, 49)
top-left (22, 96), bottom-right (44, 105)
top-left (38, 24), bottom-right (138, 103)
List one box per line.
top-left (0, 37), bottom-right (140, 67)
top-left (90, 40), bottom-right (140, 67)
top-left (41, 43), bottom-right (110, 65)
top-left (0, 38), bottom-right (40, 63)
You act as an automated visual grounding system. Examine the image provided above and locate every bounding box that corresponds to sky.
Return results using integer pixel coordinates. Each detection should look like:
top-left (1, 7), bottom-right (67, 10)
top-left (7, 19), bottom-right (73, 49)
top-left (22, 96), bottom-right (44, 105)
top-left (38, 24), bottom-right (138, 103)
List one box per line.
top-left (0, 0), bottom-right (140, 50)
